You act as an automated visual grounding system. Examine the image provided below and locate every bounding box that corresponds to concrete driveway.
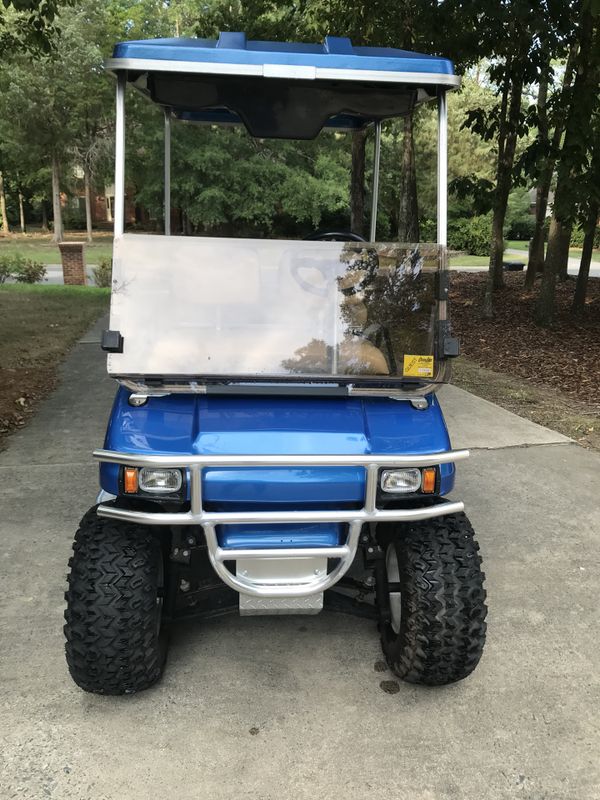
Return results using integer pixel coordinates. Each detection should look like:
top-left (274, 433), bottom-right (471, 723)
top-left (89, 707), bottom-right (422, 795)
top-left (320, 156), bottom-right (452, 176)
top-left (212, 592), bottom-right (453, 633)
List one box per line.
top-left (1, 320), bottom-right (599, 800)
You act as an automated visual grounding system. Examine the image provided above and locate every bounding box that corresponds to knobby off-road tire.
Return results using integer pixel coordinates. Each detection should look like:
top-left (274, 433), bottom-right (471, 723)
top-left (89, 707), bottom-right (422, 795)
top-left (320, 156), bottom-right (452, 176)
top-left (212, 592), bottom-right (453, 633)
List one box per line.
top-left (64, 507), bottom-right (168, 695)
top-left (378, 513), bottom-right (487, 686)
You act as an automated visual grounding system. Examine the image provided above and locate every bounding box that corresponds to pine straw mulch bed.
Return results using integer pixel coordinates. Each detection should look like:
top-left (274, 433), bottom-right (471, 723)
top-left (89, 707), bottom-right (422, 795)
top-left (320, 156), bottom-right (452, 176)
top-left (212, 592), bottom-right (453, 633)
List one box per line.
top-left (449, 272), bottom-right (600, 448)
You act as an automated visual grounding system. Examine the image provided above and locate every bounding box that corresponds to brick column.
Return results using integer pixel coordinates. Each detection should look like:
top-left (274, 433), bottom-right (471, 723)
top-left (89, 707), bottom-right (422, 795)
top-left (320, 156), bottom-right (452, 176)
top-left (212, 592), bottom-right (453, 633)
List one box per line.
top-left (58, 242), bottom-right (86, 285)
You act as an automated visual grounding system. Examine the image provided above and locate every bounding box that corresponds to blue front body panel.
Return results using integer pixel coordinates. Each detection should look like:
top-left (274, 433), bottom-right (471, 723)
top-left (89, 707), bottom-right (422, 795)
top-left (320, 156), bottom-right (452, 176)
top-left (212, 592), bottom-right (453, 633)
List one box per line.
top-left (100, 391), bottom-right (455, 547)
top-left (220, 523), bottom-right (341, 549)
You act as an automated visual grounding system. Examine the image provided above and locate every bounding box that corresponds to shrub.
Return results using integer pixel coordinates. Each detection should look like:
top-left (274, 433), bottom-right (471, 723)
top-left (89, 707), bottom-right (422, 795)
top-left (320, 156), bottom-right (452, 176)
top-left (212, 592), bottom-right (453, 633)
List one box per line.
top-left (570, 225), bottom-right (600, 249)
top-left (0, 255), bottom-right (12, 284)
top-left (506, 216), bottom-right (536, 240)
top-left (0, 253), bottom-right (46, 283)
top-left (448, 215), bottom-right (491, 256)
top-left (92, 258), bottom-right (112, 288)
top-left (63, 207), bottom-right (87, 231)
top-left (419, 218), bottom-right (437, 242)
top-left (13, 257), bottom-right (47, 283)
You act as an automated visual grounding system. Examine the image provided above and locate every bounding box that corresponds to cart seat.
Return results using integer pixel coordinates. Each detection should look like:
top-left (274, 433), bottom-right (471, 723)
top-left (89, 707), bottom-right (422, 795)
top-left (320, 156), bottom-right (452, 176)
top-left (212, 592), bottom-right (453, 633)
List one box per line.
top-left (339, 338), bottom-right (389, 374)
top-left (280, 336), bottom-right (389, 375)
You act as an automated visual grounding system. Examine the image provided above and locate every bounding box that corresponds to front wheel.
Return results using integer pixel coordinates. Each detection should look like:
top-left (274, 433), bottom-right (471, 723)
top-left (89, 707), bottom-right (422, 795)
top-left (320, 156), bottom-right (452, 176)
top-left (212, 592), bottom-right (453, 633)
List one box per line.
top-left (64, 508), bottom-right (168, 695)
top-left (377, 513), bottom-right (487, 686)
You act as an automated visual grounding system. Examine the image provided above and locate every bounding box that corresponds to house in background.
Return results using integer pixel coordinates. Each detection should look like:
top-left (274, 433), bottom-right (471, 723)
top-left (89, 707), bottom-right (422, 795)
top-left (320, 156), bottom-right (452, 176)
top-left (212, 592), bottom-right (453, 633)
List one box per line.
top-left (528, 187), bottom-right (555, 216)
top-left (67, 176), bottom-right (136, 229)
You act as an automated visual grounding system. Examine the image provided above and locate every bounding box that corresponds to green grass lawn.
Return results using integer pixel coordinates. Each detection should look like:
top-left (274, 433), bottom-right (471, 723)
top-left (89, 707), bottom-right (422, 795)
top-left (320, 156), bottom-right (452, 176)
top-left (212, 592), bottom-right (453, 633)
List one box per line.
top-left (0, 283), bottom-right (109, 446)
top-left (0, 232), bottom-right (113, 265)
top-left (506, 239), bottom-right (600, 262)
top-left (449, 254), bottom-right (489, 267)
top-left (0, 284), bottom-right (110, 367)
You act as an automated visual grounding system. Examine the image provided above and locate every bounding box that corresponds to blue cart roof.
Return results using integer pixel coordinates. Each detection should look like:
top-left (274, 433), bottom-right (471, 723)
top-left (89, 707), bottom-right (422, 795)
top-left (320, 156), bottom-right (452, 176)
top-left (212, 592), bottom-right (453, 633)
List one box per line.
top-left (106, 33), bottom-right (459, 139)
top-left (107, 33), bottom-right (458, 87)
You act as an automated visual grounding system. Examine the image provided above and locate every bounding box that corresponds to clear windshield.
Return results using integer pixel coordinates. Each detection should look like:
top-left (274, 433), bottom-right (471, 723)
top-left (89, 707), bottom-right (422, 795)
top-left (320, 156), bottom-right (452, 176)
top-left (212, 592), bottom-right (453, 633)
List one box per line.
top-left (108, 235), bottom-right (442, 385)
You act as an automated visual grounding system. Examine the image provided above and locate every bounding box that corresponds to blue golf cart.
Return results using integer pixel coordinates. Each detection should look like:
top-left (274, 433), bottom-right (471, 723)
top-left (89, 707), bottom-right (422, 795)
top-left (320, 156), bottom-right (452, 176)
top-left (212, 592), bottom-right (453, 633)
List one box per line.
top-left (64, 33), bottom-right (487, 694)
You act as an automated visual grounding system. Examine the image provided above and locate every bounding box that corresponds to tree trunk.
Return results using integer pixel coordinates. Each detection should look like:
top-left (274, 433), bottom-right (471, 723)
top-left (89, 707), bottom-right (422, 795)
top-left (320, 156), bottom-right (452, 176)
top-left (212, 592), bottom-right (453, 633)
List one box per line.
top-left (51, 154), bottom-right (63, 243)
top-left (535, 217), bottom-right (571, 325)
top-left (536, 10), bottom-right (598, 326)
top-left (525, 62), bottom-right (549, 288)
top-left (0, 170), bottom-right (10, 234)
top-left (484, 63), bottom-right (510, 312)
top-left (572, 200), bottom-right (598, 315)
top-left (556, 245), bottom-right (570, 282)
top-left (526, 210), bottom-right (546, 287)
top-left (18, 191), bottom-right (25, 233)
top-left (525, 46), bottom-right (577, 289)
top-left (83, 165), bottom-right (93, 243)
top-left (483, 67), bottom-right (524, 317)
top-left (397, 114), bottom-right (419, 242)
top-left (483, 212), bottom-right (506, 317)
top-left (41, 200), bottom-right (48, 232)
top-left (350, 129), bottom-right (366, 237)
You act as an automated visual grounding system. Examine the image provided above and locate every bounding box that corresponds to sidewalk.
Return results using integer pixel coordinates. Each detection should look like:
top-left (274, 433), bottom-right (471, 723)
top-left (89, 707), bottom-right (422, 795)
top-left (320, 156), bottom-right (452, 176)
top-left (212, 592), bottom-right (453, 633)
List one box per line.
top-left (1, 321), bottom-right (598, 800)
top-left (44, 264), bottom-right (97, 285)
top-left (452, 248), bottom-right (600, 277)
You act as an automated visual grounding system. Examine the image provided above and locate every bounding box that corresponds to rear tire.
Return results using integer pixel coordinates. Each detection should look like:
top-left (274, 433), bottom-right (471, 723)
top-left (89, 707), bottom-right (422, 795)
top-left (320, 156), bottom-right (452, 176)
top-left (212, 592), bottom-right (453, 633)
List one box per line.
top-left (64, 507), bottom-right (168, 695)
top-left (378, 513), bottom-right (487, 686)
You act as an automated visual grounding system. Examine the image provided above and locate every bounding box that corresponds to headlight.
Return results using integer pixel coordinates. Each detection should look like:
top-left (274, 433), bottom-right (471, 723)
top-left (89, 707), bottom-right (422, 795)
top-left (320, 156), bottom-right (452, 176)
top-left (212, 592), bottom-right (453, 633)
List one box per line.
top-left (380, 468), bottom-right (422, 494)
top-left (138, 467), bottom-right (183, 494)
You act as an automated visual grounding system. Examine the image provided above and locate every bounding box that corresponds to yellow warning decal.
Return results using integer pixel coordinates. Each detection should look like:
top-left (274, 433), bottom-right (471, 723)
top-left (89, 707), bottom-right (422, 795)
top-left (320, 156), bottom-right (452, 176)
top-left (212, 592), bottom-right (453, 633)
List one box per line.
top-left (403, 354), bottom-right (434, 378)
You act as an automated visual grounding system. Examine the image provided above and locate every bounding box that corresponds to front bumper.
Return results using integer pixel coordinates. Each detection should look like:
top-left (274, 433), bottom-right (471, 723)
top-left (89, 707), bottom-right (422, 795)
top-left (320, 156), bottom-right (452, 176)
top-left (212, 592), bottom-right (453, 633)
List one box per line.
top-left (94, 448), bottom-right (468, 599)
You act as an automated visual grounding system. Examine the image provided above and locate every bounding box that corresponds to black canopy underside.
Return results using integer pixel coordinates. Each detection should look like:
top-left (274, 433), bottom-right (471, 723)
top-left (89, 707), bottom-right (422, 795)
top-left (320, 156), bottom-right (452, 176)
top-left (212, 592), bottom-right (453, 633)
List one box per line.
top-left (137, 73), bottom-right (421, 138)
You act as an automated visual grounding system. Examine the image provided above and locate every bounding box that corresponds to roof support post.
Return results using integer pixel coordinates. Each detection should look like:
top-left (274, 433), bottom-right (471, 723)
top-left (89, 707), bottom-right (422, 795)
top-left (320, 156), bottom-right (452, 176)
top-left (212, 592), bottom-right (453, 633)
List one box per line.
top-left (164, 108), bottom-right (171, 235)
top-left (114, 73), bottom-right (126, 238)
top-left (437, 90), bottom-right (448, 247)
top-left (369, 121), bottom-right (382, 242)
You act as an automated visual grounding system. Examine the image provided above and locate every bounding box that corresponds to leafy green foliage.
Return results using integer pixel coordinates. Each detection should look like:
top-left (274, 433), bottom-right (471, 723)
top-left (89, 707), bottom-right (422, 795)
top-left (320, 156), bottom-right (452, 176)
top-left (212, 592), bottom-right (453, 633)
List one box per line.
top-left (0, 1), bottom-right (114, 177)
top-left (0, 256), bottom-right (12, 283)
top-left (419, 218), bottom-right (436, 242)
top-left (0, 252), bottom-right (47, 282)
top-left (450, 176), bottom-right (495, 217)
top-left (0, 0), bottom-right (69, 57)
top-left (570, 225), bottom-right (600, 249)
top-left (128, 106), bottom-right (353, 236)
top-left (92, 258), bottom-right (112, 288)
top-left (14, 258), bottom-right (46, 283)
top-left (507, 217), bottom-right (535, 241)
top-left (505, 188), bottom-right (535, 239)
top-left (448, 215), bottom-right (493, 256)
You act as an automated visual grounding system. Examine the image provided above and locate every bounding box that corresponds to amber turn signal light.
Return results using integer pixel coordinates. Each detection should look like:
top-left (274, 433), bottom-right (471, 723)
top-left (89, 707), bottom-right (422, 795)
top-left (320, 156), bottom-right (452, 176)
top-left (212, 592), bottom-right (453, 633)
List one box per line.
top-left (123, 467), bottom-right (139, 493)
top-left (421, 467), bottom-right (436, 494)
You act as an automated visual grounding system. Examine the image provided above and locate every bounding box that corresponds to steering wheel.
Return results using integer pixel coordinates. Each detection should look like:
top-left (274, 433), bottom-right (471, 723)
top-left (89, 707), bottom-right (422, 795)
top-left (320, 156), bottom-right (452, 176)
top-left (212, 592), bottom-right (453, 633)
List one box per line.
top-left (294, 232), bottom-right (371, 295)
top-left (303, 230), bottom-right (368, 243)
top-left (292, 232), bottom-right (369, 295)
